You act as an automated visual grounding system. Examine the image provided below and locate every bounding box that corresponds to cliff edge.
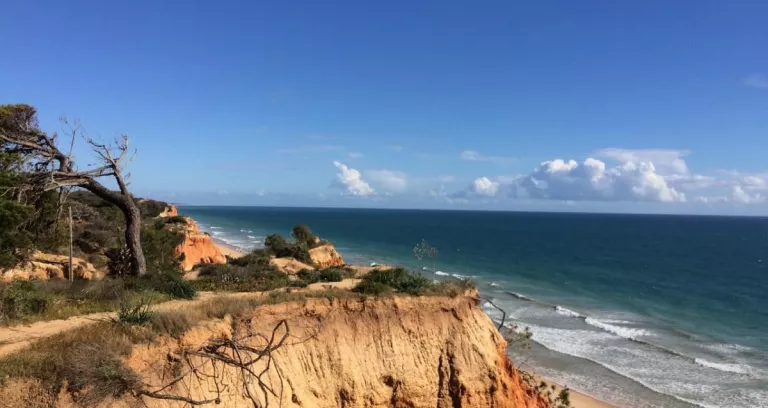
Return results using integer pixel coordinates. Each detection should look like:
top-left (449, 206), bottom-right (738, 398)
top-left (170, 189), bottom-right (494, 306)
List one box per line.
top-left (121, 294), bottom-right (547, 407)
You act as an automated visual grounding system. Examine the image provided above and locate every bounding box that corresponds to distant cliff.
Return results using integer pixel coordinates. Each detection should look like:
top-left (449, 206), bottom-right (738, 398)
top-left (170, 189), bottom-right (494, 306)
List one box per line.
top-left (172, 216), bottom-right (226, 272)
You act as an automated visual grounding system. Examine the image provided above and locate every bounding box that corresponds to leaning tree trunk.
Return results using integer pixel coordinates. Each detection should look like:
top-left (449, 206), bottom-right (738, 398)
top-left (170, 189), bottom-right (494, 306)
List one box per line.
top-left (85, 180), bottom-right (148, 276)
top-left (122, 202), bottom-right (147, 276)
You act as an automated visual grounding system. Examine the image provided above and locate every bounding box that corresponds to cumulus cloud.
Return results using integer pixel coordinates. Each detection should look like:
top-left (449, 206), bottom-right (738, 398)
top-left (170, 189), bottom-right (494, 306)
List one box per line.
top-left (456, 151), bottom-right (690, 203)
top-left (732, 186), bottom-right (765, 204)
top-left (743, 74), bottom-right (768, 89)
top-left (596, 148), bottom-right (690, 175)
top-left (471, 177), bottom-right (500, 196)
top-left (332, 161), bottom-right (375, 196)
top-left (518, 157), bottom-right (686, 202)
top-left (366, 170), bottom-right (408, 192)
top-left (460, 150), bottom-right (515, 165)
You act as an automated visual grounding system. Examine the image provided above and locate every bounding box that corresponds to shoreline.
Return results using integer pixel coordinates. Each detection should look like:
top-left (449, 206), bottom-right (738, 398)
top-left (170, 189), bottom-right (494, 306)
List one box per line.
top-left (213, 241), bottom-right (246, 259)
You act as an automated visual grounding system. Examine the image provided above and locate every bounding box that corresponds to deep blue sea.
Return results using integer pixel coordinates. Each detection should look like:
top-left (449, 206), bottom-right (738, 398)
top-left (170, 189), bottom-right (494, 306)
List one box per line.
top-left (180, 206), bottom-right (768, 408)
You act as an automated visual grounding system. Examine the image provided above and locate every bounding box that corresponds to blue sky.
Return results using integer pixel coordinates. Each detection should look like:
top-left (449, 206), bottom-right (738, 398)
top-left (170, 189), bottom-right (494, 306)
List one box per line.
top-left (1, 1), bottom-right (767, 214)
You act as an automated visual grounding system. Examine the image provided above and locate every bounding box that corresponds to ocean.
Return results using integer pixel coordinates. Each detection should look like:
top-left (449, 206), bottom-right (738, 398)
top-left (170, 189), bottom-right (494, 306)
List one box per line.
top-left (180, 206), bottom-right (768, 408)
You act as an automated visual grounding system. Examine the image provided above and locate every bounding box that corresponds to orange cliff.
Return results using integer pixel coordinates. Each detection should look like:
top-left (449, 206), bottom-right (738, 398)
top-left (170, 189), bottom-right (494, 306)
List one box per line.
top-left (173, 216), bottom-right (226, 271)
top-left (309, 242), bottom-right (345, 268)
top-left (117, 294), bottom-right (549, 408)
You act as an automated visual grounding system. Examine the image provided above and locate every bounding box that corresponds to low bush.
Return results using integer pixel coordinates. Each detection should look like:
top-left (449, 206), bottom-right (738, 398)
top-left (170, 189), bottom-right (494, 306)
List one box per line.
top-left (360, 267), bottom-right (432, 295)
top-left (0, 280), bottom-right (50, 321)
top-left (114, 299), bottom-right (154, 325)
top-left (296, 268), bottom-right (344, 285)
top-left (352, 280), bottom-right (394, 296)
top-left (193, 265), bottom-right (290, 292)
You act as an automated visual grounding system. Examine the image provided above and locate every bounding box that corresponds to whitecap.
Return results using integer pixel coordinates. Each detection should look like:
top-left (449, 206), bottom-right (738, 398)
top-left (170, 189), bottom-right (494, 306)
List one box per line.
top-left (584, 317), bottom-right (652, 340)
top-left (489, 282), bottom-right (499, 287)
top-left (694, 358), bottom-right (753, 375)
top-left (507, 292), bottom-right (532, 301)
top-left (211, 231), bottom-right (224, 236)
top-left (247, 235), bottom-right (256, 239)
top-left (555, 306), bottom-right (583, 318)
top-left (705, 343), bottom-right (753, 355)
top-left (451, 273), bottom-right (467, 280)
top-left (434, 271), bottom-right (449, 276)
top-left (210, 226), bottom-right (222, 230)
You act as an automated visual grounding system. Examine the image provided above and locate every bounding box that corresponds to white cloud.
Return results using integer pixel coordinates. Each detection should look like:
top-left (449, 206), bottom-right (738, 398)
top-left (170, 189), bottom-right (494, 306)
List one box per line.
top-left (366, 170), bottom-right (408, 192)
top-left (732, 186), bottom-right (765, 204)
top-left (743, 74), bottom-right (768, 89)
top-left (471, 177), bottom-right (500, 197)
top-left (460, 150), bottom-right (515, 165)
top-left (596, 148), bottom-right (690, 175)
top-left (518, 157), bottom-right (686, 202)
top-left (332, 161), bottom-right (375, 196)
top-left (456, 151), bottom-right (690, 203)
top-left (348, 152), bottom-right (364, 159)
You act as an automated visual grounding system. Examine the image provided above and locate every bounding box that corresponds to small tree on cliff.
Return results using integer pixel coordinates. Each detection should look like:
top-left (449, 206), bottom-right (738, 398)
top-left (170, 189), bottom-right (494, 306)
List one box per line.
top-left (0, 104), bottom-right (148, 275)
top-left (413, 239), bottom-right (438, 271)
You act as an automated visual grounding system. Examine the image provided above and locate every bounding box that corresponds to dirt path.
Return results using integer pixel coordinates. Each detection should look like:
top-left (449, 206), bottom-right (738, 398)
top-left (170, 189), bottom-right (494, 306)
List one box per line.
top-left (0, 279), bottom-right (360, 358)
top-left (0, 292), bottom-right (232, 357)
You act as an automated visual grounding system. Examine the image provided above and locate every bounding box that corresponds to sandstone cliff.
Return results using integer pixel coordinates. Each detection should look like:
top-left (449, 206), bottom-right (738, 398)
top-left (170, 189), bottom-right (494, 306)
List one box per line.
top-left (309, 243), bottom-right (345, 268)
top-left (117, 295), bottom-right (547, 408)
top-left (173, 217), bottom-right (226, 271)
top-left (0, 251), bottom-right (101, 281)
top-left (157, 204), bottom-right (178, 218)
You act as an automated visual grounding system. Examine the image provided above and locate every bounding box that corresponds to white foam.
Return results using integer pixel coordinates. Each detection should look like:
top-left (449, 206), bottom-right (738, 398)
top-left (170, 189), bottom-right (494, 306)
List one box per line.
top-left (694, 358), bottom-right (753, 375)
top-left (211, 231), bottom-right (224, 236)
top-left (555, 306), bottom-right (583, 318)
top-left (434, 271), bottom-right (449, 276)
top-left (210, 226), bottom-right (222, 230)
top-left (584, 317), bottom-right (652, 340)
top-left (705, 343), bottom-right (753, 355)
top-left (451, 273), bottom-right (467, 280)
top-left (490, 282), bottom-right (499, 287)
top-left (247, 235), bottom-right (256, 239)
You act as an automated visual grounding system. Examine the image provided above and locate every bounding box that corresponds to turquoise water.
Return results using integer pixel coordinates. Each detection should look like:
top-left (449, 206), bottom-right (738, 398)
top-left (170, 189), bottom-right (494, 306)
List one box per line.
top-left (181, 206), bottom-right (768, 408)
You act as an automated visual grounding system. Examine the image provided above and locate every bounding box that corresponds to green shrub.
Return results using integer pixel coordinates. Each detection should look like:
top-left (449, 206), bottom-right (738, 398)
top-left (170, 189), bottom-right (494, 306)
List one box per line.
top-left (228, 249), bottom-right (271, 268)
top-left (0, 280), bottom-right (50, 321)
top-left (362, 267), bottom-right (432, 295)
top-left (141, 226), bottom-right (185, 273)
top-left (353, 281), bottom-right (393, 296)
top-left (264, 232), bottom-right (313, 264)
top-left (114, 299), bottom-right (154, 325)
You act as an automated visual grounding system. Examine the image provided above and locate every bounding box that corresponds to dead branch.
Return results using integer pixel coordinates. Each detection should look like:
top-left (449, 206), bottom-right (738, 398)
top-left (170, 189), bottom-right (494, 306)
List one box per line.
top-left (139, 319), bottom-right (300, 407)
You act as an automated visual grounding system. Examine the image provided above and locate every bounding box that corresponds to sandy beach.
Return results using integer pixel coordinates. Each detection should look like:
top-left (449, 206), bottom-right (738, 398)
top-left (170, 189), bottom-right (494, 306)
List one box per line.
top-left (215, 242), bottom-right (245, 258)
top-left (547, 380), bottom-right (615, 408)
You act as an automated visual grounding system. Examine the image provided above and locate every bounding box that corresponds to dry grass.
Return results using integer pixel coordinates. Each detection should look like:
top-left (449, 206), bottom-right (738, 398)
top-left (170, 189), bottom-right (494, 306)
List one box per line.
top-left (0, 322), bottom-right (145, 405)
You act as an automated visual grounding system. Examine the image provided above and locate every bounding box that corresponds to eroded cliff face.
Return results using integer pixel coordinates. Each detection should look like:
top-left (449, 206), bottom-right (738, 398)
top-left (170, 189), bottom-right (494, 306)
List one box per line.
top-left (308, 243), bottom-right (345, 268)
top-left (0, 251), bottom-right (102, 281)
top-left (173, 217), bottom-right (226, 271)
top-left (119, 295), bottom-right (547, 408)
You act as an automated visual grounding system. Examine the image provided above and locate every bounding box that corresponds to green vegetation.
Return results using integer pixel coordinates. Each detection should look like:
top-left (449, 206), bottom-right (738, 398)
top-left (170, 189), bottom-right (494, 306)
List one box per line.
top-left (0, 273), bottom-right (196, 325)
top-left (263, 224), bottom-right (331, 265)
top-left (353, 267), bottom-right (475, 297)
top-left (296, 267), bottom-right (353, 285)
top-left (195, 249), bottom-right (290, 292)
